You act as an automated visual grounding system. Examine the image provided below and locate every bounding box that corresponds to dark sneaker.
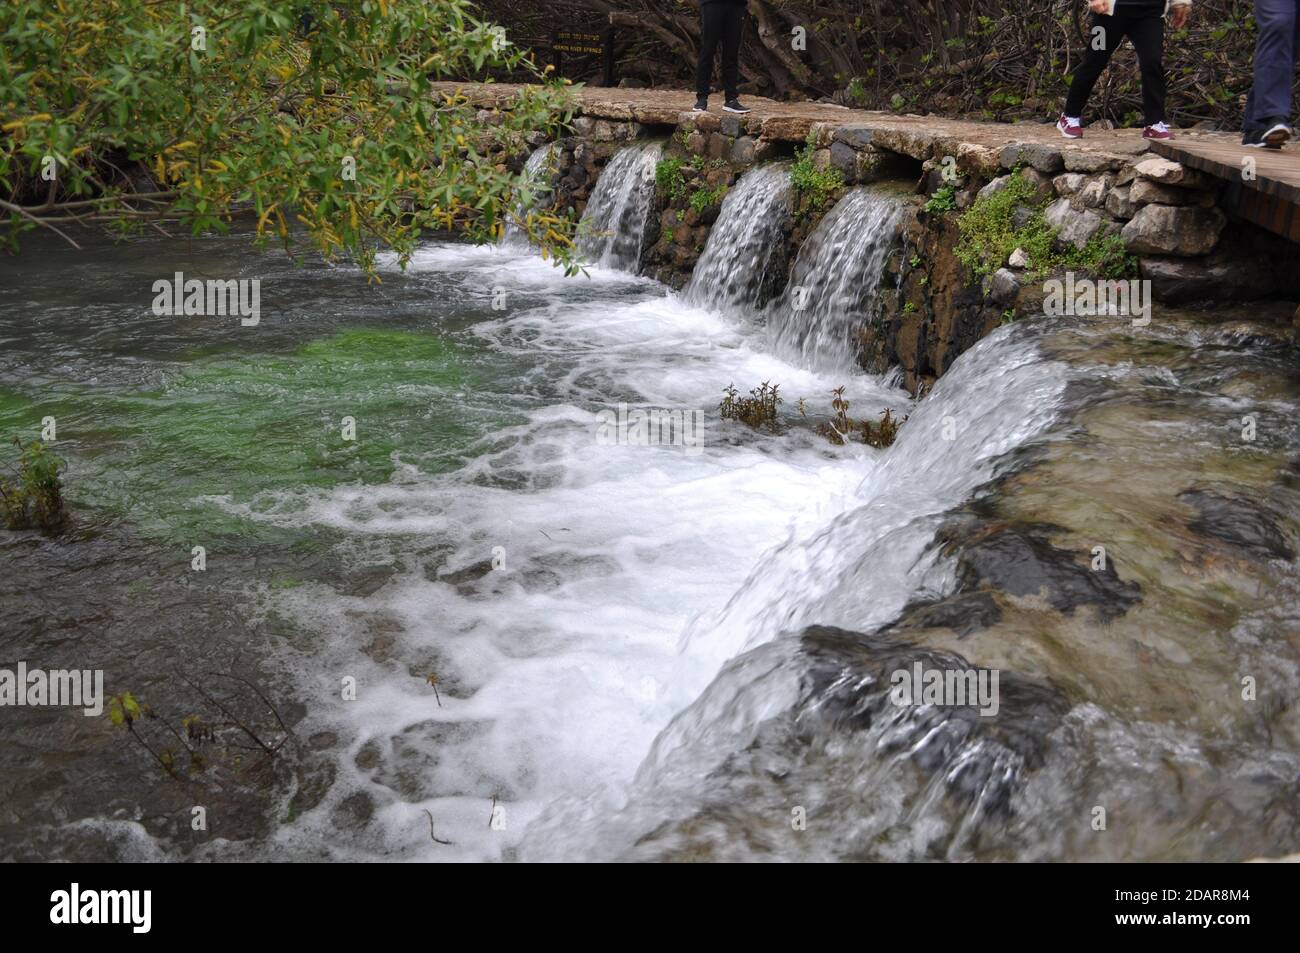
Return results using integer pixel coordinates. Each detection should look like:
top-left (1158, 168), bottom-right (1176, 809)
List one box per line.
top-left (1262, 120), bottom-right (1292, 148)
top-left (1142, 122), bottom-right (1174, 140)
top-left (1242, 127), bottom-right (1268, 148)
top-left (723, 98), bottom-right (751, 114)
top-left (1056, 114), bottom-right (1082, 139)
top-left (692, 97), bottom-right (708, 113)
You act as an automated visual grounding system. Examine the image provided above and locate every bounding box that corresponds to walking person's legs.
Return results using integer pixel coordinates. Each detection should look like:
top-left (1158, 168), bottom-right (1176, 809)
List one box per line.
top-left (1123, 14), bottom-right (1174, 137)
top-left (1059, 12), bottom-right (1128, 136)
top-left (718, 4), bottom-right (744, 102)
top-left (1245, 0), bottom-right (1300, 145)
top-left (695, 4), bottom-right (727, 106)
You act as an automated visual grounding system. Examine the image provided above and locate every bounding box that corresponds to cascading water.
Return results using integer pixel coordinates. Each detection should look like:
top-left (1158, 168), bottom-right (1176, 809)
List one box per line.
top-left (5, 143), bottom-right (1299, 865)
top-left (501, 144), bottom-right (555, 248)
top-left (684, 163), bottom-right (793, 313)
top-left (766, 187), bottom-right (904, 372)
top-left (577, 140), bottom-right (662, 271)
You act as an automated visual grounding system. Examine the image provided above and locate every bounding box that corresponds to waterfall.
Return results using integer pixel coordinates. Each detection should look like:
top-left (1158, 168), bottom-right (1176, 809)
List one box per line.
top-left (501, 144), bottom-right (556, 248)
top-left (766, 187), bottom-right (904, 372)
top-left (684, 163), bottom-right (793, 314)
top-left (577, 141), bottom-right (663, 272)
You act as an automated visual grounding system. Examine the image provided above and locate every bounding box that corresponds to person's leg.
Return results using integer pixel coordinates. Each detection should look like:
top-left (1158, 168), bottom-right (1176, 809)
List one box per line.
top-left (1063, 13), bottom-right (1126, 118)
top-left (1250, 0), bottom-right (1299, 127)
top-left (719, 4), bottom-right (745, 101)
top-left (1127, 15), bottom-right (1167, 125)
top-left (695, 5), bottom-right (725, 100)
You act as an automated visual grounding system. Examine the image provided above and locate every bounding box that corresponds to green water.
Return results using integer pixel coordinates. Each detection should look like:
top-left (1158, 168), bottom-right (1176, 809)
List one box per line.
top-left (0, 328), bottom-right (500, 542)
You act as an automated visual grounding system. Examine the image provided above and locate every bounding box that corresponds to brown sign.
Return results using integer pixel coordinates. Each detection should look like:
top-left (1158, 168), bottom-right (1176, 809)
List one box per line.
top-left (552, 30), bottom-right (605, 56)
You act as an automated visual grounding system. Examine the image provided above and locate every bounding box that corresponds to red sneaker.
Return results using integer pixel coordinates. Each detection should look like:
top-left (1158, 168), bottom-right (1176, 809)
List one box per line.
top-left (1056, 114), bottom-right (1083, 139)
top-left (1143, 122), bottom-right (1174, 140)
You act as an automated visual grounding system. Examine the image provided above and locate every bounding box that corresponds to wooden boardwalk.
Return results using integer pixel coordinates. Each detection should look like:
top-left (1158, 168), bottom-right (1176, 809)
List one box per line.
top-left (1149, 135), bottom-right (1300, 241)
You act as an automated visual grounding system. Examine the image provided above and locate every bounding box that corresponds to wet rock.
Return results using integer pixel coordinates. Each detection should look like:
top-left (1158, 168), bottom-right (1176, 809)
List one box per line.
top-left (948, 524), bottom-right (1141, 620)
top-left (830, 140), bottom-right (859, 178)
top-left (1122, 204), bottom-right (1225, 256)
top-left (331, 791), bottom-right (375, 831)
top-left (1010, 204), bottom-right (1037, 230)
top-left (731, 136), bottom-right (758, 165)
top-left (883, 591), bottom-right (1004, 638)
top-left (1140, 249), bottom-right (1277, 303)
top-left (437, 558), bottom-right (495, 589)
top-left (1178, 490), bottom-right (1294, 561)
top-left (719, 115), bottom-right (745, 138)
top-left (799, 626), bottom-right (1069, 811)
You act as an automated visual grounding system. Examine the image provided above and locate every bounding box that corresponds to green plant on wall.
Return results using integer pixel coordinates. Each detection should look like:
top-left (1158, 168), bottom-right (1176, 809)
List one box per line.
top-left (955, 168), bottom-right (1137, 281)
top-left (655, 156), bottom-right (691, 202)
top-left (790, 132), bottom-right (843, 216)
top-left (689, 184), bottom-right (727, 216)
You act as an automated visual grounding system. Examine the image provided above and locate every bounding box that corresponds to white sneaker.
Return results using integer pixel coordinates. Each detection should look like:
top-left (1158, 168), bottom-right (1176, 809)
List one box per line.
top-left (1056, 114), bottom-right (1083, 139)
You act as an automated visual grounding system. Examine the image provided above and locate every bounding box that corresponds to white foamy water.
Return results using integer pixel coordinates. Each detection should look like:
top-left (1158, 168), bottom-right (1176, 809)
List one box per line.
top-left (501, 144), bottom-right (556, 248)
top-left (685, 163), bottom-right (793, 313)
top-left (767, 187), bottom-right (905, 372)
top-left (241, 159), bottom-right (1064, 862)
top-left (246, 241), bottom-right (919, 861)
top-left (577, 141), bottom-right (663, 272)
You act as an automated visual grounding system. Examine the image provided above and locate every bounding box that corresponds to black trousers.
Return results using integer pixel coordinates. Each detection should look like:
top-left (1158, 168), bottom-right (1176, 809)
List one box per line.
top-left (696, 4), bottom-right (745, 100)
top-left (1063, 10), bottom-right (1167, 125)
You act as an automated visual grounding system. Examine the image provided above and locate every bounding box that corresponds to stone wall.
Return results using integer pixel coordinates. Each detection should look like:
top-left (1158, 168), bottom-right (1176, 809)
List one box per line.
top-left (802, 123), bottom-right (1300, 392)
top-left (520, 107), bottom-right (1299, 394)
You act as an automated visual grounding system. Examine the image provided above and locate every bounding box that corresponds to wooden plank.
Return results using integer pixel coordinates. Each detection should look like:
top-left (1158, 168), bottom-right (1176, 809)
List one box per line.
top-left (1150, 138), bottom-right (1300, 204)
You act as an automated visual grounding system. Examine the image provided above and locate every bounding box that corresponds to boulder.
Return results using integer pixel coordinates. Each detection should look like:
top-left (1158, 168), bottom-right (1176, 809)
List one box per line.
top-left (1129, 178), bottom-right (1198, 206)
top-left (830, 140), bottom-right (860, 178)
top-left (988, 268), bottom-right (1022, 307)
top-left (1052, 173), bottom-right (1086, 196)
top-left (1021, 167), bottom-right (1056, 204)
top-left (730, 136), bottom-right (758, 166)
top-left (1000, 142), bottom-right (1065, 174)
top-left (957, 142), bottom-right (1002, 177)
top-left (1140, 250), bottom-right (1278, 303)
top-left (1062, 150), bottom-right (1127, 173)
top-left (1105, 184), bottom-right (1138, 219)
top-left (1044, 197), bottom-right (1104, 249)
top-left (833, 125), bottom-right (876, 150)
top-left (978, 174), bottom-right (1011, 202)
top-left (1074, 174), bottom-right (1111, 209)
top-left (1121, 204), bottom-right (1226, 256)
top-left (1133, 156), bottom-right (1210, 188)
